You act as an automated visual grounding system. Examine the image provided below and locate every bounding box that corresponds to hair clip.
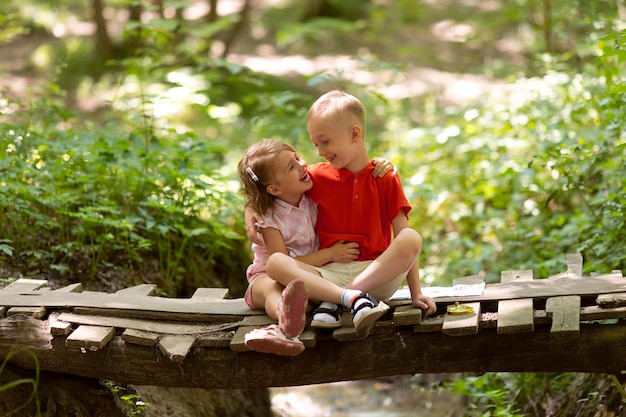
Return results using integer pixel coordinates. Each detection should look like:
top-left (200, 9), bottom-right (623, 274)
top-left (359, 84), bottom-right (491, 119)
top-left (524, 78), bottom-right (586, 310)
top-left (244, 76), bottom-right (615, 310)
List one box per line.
top-left (246, 166), bottom-right (259, 182)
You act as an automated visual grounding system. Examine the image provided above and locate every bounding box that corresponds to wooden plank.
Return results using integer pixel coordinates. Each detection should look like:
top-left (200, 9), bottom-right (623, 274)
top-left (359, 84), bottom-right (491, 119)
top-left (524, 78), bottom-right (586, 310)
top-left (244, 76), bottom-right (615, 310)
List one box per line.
top-left (196, 332), bottom-right (234, 348)
top-left (191, 288), bottom-right (229, 300)
top-left (158, 334), bottom-right (196, 362)
top-left (413, 315), bottom-right (444, 333)
top-left (299, 328), bottom-right (317, 348)
top-left (123, 328), bottom-right (160, 347)
top-left (50, 321), bottom-right (72, 336)
top-left (56, 312), bottom-right (241, 335)
top-left (497, 299), bottom-right (534, 334)
top-left (116, 284), bottom-right (157, 296)
top-left (66, 325), bottom-right (115, 351)
top-left (596, 293), bottom-right (626, 308)
top-left (230, 326), bottom-right (255, 352)
top-left (432, 273), bottom-right (626, 304)
top-left (2, 273), bottom-right (625, 312)
top-left (393, 305), bottom-right (422, 326)
top-left (581, 305), bottom-right (626, 321)
top-left (546, 296), bottom-right (580, 336)
top-left (2, 278), bottom-right (48, 292)
top-left (453, 275), bottom-right (484, 285)
top-left (442, 302), bottom-right (481, 336)
top-left (497, 270), bottom-right (534, 334)
top-left (7, 306), bottom-right (46, 319)
top-left (240, 315), bottom-right (275, 326)
top-left (566, 253), bottom-right (583, 276)
top-left (53, 283), bottom-right (83, 293)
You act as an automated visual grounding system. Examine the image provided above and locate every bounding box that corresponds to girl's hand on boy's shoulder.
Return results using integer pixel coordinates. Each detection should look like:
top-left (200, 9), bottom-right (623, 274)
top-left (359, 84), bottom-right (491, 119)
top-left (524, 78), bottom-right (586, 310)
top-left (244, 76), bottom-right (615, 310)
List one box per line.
top-left (371, 158), bottom-right (397, 177)
top-left (328, 240), bottom-right (360, 263)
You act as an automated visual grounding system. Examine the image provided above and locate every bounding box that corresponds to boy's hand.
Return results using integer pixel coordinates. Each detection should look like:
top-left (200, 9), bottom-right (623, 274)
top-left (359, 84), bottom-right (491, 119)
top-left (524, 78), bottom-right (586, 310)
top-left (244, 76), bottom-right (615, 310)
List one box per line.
top-left (413, 294), bottom-right (436, 316)
top-left (371, 157), bottom-right (396, 177)
top-left (244, 207), bottom-right (264, 245)
top-left (328, 241), bottom-right (360, 263)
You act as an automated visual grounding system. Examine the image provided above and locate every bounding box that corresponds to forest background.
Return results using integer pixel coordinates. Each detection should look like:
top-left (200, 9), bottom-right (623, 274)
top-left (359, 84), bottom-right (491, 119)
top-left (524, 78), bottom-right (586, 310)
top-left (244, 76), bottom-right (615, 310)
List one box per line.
top-left (0, 0), bottom-right (625, 416)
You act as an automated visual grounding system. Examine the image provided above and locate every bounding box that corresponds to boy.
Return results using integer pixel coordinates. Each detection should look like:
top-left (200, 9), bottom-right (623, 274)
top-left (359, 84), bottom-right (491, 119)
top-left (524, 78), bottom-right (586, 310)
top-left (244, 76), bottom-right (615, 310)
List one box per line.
top-left (248, 90), bottom-right (435, 331)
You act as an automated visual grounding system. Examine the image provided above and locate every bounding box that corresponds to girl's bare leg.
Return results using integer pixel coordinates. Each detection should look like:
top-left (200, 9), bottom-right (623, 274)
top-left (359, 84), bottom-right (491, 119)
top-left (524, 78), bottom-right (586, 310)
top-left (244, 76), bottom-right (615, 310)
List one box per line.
top-left (266, 253), bottom-right (344, 304)
top-left (250, 275), bottom-right (284, 320)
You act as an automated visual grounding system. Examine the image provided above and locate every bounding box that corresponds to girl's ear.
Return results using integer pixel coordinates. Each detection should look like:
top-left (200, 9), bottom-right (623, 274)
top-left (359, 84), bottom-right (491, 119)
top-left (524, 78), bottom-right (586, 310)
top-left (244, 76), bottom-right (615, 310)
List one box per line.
top-left (266, 184), bottom-right (281, 197)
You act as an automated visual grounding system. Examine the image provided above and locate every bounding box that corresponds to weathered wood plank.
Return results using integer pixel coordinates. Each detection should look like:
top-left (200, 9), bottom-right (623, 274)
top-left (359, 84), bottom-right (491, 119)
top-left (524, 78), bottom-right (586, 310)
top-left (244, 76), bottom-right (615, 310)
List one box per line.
top-left (230, 326), bottom-right (255, 352)
top-left (2, 278), bottom-right (48, 292)
top-left (566, 253), bottom-right (583, 276)
top-left (580, 304), bottom-right (626, 321)
top-left (50, 321), bottom-right (73, 336)
top-left (240, 314), bottom-right (275, 326)
top-left (66, 325), bottom-right (115, 352)
top-left (116, 284), bottom-right (157, 296)
top-left (596, 293), bottom-right (626, 308)
top-left (122, 328), bottom-right (160, 347)
top-left (196, 331), bottom-right (234, 348)
top-left (191, 288), bottom-right (229, 300)
top-left (430, 273), bottom-right (626, 304)
top-left (393, 305), bottom-right (422, 326)
top-left (497, 270), bottom-right (534, 334)
top-left (56, 312), bottom-right (241, 335)
top-left (546, 296), bottom-right (580, 336)
top-left (53, 283), bottom-right (83, 293)
top-left (413, 315), bottom-right (444, 333)
top-left (7, 306), bottom-right (46, 319)
top-left (0, 289), bottom-right (262, 320)
top-left (158, 334), bottom-right (196, 362)
top-left (442, 302), bottom-right (481, 336)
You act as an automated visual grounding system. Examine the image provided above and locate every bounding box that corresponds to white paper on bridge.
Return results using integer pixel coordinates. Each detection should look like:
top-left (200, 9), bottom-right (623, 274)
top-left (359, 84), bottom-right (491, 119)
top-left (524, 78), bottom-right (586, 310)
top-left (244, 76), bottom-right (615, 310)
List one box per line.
top-left (390, 282), bottom-right (485, 300)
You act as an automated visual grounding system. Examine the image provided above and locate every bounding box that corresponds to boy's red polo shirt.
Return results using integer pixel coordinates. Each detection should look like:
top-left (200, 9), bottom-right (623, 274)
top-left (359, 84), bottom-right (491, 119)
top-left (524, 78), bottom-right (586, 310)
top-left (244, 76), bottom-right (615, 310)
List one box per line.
top-left (307, 161), bottom-right (412, 261)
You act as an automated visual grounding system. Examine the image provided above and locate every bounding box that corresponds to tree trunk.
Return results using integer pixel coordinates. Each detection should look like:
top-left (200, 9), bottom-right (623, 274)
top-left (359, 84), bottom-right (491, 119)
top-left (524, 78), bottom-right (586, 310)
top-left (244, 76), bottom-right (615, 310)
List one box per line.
top-left (92, 0), bottom-right (114, 60)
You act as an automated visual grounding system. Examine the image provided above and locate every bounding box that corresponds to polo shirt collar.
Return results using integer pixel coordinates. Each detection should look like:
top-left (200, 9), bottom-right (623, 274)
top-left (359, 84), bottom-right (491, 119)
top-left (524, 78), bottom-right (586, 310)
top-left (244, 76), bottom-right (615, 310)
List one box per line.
top-left (336, 162), bottom-right (374, 182)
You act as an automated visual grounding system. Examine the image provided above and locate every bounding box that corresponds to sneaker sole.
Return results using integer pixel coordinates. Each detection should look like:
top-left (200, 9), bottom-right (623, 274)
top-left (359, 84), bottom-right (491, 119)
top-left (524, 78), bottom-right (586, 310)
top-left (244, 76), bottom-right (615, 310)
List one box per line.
top-left (310, 319), bottom-right (343, 329)
top-left (245, 337), bottom-right (305, 356)
top-left (353, 301), bottom-right (390, 332)
top-left (280, 280), bottom-right (309, 339)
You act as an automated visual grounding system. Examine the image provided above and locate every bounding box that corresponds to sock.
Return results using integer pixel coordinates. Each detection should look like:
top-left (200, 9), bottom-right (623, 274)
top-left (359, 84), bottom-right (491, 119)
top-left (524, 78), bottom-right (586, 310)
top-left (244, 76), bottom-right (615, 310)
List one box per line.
top-left (313, 301), bottom-right (340, 323)
top-left (340, 289), bottom-right (362, 308)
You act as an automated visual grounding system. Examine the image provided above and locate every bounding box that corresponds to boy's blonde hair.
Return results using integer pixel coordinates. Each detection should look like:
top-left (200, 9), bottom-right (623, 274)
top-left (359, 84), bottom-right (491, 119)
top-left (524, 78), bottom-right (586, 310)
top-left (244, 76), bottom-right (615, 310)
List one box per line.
top-left (307, 90), bottom-right (366, 132)
top-left (238, 139), bottom-right (297, 214)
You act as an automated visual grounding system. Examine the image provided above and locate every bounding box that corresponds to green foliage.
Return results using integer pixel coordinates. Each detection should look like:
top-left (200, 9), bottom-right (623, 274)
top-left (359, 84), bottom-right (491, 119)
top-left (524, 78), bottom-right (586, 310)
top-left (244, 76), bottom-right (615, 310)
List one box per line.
top-left (449, 372), bottom-right (622, 416)
top-left (0, 86), bottom-right (247, 294)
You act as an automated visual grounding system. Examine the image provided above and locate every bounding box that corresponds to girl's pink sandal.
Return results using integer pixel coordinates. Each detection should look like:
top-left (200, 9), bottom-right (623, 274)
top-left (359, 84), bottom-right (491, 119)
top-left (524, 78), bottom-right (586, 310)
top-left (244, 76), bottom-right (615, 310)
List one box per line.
top-left (244, 324), bottom-right (305, 356)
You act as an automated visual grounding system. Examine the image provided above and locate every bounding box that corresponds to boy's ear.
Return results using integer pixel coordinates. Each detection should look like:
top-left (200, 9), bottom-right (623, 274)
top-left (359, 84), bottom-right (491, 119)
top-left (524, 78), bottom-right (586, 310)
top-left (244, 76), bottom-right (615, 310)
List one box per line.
top-left (266, 184), bottom-right (281, 196)
top-left (351, 125), bottom-right (362, 142)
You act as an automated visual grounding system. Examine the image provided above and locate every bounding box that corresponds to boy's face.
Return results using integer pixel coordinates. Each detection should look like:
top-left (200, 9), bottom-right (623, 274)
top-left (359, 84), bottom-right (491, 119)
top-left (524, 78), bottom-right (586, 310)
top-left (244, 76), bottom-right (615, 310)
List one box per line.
top-left (308, 116), bottom-right (360, 170)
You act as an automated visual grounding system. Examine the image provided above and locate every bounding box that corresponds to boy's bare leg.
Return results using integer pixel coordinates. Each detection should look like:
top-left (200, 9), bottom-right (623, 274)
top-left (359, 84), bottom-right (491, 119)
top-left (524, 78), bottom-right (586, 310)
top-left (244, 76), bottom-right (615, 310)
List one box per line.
top-left (345, 228), bottom-right (422, 293)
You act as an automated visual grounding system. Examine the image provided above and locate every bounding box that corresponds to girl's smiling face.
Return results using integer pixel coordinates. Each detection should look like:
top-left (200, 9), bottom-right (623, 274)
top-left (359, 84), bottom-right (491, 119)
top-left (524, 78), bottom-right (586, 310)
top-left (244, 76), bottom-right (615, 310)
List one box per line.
top-left (266, 150), bottom-right (312, 206)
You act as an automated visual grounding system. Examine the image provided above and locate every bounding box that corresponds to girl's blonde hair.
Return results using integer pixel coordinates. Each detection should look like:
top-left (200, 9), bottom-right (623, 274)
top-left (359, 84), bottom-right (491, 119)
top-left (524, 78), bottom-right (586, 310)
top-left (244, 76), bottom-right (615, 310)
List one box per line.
top-left (238, 139), bottom-right (297, 214)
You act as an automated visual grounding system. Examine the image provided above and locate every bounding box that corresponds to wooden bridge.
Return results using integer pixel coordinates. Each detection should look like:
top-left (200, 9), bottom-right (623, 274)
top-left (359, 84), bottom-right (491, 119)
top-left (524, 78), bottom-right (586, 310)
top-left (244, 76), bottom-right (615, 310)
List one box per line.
top-left (1, 254), bottom-right (625, 389)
